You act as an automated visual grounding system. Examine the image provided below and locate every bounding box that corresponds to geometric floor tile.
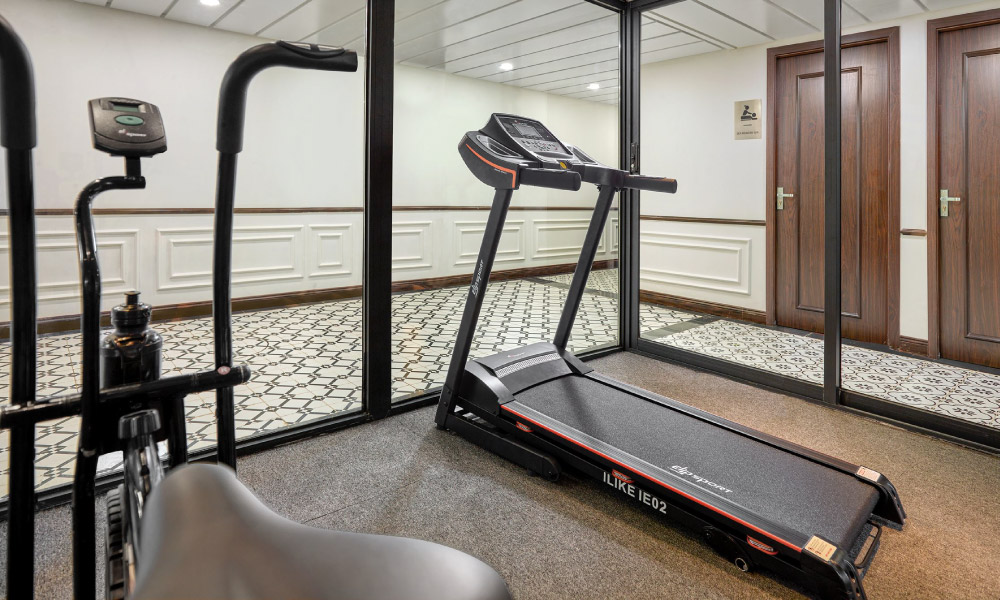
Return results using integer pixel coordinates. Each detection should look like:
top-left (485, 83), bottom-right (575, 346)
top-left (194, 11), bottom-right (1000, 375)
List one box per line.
top-left (0, 269), bottom-right (664, 496)
top-left (645, 317), bottom-right (1000, 431)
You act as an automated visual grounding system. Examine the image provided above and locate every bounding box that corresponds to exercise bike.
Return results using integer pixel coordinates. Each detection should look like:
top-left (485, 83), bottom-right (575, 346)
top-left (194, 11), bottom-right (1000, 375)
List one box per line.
top-left (0, 15), bottom-right (511, 600)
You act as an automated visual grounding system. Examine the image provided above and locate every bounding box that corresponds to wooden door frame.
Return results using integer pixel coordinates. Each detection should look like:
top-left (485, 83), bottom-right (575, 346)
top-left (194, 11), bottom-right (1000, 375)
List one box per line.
top-left (765, 27), bottom-right (901, 348)
top-left (926, 8), bottom-right (1000, 359)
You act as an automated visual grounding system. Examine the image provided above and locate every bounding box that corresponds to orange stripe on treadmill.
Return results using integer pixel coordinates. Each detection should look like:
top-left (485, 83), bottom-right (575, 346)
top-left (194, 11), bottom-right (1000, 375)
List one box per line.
top-left (465, 143), bottom-right (516, 188)
top-left (501, 404), bottom-right (803, 553)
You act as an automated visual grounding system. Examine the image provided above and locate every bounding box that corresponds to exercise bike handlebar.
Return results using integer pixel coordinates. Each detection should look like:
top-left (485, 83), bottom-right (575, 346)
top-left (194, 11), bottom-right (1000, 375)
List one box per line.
top-left (623, 173), bottom-right (678, 194)
top-left (519, 167), bottom-right (582, 191)
top-left (216, 41), bottom-right (358, 154)
top-left (0, 15), bottom-right (35, 150)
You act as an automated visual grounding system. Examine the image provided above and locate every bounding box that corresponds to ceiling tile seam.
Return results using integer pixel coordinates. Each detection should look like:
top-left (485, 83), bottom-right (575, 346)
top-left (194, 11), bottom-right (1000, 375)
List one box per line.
top-left (913, 0), bottom-right (930, 11)
top-left (210, 0), bottom-right (246, 28)
top-left (498, 54), bottom-right (620, 84)
top-left (692, 0), bottom-right (775, 41)
top-left (640, 29), bottom-right (688, 45)
top-left (545, 75), bottom-right (620, 93)
top-left (396, 1), bottom-right (601, 64)
top-left (841, 0), bottom-right (872, 23)
top-left (469, 43), bottom-right (619, 79)
top-left (568, 87), bottom-right (620, 97)
top-left (646, 11), bottom-right (730, 50)
top-left (760, 0), bottom-right (819, 33)
top-left (436, 15), bottom-right (615, 72)
top-left (253, 0), bottom-right (315, 37)
top-left (640, 38), bottom-right (707, 55)
top-left (393, 0), bottom-right (527, 62)
top-left (525, 67), bottom-right (620, 89)
top-left (104, 0), bottom-right (112, 7)
top-left (160, 0), bottom-right (182, 19)
top-left (297, 6), bottom-right (366, 43)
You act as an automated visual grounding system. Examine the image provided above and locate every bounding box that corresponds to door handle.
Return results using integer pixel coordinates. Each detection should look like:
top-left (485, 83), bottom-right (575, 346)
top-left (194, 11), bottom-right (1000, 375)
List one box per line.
top-left (777, 187), bottom-right (794, 210)
top-left (939, 189), bottom-right (961, 217)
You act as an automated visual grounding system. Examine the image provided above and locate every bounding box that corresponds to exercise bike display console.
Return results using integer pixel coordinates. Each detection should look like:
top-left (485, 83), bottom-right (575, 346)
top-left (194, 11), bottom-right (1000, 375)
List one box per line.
top-left (439, 114), bottom-right (906, 600)
top-left (88, 97), bottom-right (166, 157)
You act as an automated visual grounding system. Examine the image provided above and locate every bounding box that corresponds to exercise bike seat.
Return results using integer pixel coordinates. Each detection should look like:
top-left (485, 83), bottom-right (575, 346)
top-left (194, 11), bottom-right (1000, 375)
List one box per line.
top-left (131, 463), bottom-right (512, 600)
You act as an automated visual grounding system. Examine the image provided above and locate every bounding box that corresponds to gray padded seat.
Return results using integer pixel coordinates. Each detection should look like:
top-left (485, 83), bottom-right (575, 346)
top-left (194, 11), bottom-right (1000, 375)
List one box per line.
top-left (132, 464), bottom-right (511, 600)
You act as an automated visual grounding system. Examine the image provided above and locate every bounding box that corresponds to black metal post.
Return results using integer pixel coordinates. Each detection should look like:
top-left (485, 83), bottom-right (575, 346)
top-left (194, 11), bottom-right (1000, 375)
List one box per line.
top-left (363, 0), bottom-right (395, 419)
top-left (212, 152), bottom-right (239, 469)
top-left (823, 0), bottom-right (842, 405)
top-left (555, 185), bottom-right (618, 350)
top-left (6, 149), bottom-right (37, 600)
top-left (620, 6), bottom-right (642, 350)
top-left (435, 189), bottom-right (514, 426)
top-left (0, 14), bottom-right (38, 597)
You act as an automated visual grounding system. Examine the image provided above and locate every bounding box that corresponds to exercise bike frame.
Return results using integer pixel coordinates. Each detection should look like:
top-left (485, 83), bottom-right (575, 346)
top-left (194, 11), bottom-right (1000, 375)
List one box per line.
top-left (0, 30), bottom-right (358, 600)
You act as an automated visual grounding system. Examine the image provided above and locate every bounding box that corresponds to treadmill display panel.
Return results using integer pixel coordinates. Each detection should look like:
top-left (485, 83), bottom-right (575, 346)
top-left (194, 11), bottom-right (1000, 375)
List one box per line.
top-left (497, 115), bottom-right (568, 155)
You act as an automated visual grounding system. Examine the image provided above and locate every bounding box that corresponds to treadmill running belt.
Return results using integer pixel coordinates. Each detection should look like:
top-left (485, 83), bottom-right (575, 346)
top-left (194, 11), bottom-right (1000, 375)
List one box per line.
top-left (512, 376), bottom-right (878, 549)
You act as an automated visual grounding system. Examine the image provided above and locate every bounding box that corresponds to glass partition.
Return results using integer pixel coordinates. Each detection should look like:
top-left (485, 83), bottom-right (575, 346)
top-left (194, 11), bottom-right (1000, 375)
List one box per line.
top-left (0, 0), bottom-right (368, 495)
top-left (391, 0), bottom-right (621, 401)
top-left (636, 0), bottom-right (1000, 444)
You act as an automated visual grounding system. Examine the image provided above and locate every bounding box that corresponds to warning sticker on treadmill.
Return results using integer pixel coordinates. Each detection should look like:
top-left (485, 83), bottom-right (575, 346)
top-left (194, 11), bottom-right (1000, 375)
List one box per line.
top-left (804, 536), bottom-right (838, 562)
top-left (856, 467), bottom-right (881, 482)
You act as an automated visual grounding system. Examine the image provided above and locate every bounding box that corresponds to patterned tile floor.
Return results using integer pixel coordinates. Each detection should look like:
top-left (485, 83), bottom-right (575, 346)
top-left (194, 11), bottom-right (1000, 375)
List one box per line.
top-left (0, 270), bottom-right (688, 495)
top-left (2, 267), bottom-right (998, 496)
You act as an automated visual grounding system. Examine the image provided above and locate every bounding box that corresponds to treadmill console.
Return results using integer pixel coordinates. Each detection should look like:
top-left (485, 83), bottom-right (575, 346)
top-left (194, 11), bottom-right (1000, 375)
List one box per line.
top-left (459, 113), bottom-right (601, 190)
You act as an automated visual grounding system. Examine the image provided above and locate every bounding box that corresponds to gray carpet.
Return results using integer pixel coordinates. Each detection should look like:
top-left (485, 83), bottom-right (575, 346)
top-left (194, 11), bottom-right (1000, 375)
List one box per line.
top-left (3, 352), bottom-right (999, 599)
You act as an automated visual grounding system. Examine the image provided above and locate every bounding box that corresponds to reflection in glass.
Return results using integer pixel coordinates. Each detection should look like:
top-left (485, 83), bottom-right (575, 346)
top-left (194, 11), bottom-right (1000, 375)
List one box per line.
top-left (391, 0), bottom-right (621, 401)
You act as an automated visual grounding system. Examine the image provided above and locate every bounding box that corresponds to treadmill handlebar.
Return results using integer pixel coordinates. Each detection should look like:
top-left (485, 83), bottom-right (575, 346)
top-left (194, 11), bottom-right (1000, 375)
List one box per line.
top-left (624, 173), bottom-right (678, 194)
top-left (216, 41), bottom-right (358, 154)
top-left (519, 167), bottom-right (582, 191)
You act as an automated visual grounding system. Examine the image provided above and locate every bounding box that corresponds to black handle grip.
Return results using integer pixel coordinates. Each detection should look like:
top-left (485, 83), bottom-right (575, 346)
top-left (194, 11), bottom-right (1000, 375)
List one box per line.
top-left (519, 168), bottom-right (582, 191)
top-left (217, 42), bottom-right (358, 154)
top-left (625, 174), bottom-right (678, 194)
top-left (0, 15), bottom-right (35, 150)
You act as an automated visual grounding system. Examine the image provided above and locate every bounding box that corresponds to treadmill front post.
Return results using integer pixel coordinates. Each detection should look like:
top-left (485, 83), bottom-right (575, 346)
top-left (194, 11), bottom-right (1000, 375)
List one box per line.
top-left (553, 184), bottom-right (617, 351)
top-left (436, 188), bottom-right (514, 427)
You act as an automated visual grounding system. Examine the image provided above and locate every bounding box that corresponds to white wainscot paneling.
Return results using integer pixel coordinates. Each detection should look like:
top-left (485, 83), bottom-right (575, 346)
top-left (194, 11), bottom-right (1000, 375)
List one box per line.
top-left (533, 218), bottom-right (605, 260)
top-left (157, 225), bottom-right (304, 292)
top-left (391, 220), bottom-right (433, 272)
top-left (307, 223), bottom-right (355, 280)
top-left (640, 231), bottom-right (751, 295)
top-left (454, 219), bottom-right (525, 267)
top-left (609, 216), bottom-right (619, 254)
top-left (0, 229), bottom-right (139, 319)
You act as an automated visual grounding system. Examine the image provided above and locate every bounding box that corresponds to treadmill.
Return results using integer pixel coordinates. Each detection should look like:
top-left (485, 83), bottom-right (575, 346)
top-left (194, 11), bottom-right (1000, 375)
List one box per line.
top-left (436, 113), bottom-right (906, 600)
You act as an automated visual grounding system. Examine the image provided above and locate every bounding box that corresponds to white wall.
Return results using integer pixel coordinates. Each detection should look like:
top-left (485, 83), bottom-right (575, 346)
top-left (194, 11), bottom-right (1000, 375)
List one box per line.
top-left (638, 0), bottom-right (1000, 340)
top-left (0, 0), bottom-right (619, 320)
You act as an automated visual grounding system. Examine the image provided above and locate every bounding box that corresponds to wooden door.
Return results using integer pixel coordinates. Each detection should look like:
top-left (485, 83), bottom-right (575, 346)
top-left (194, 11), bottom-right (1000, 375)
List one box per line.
top-left (935, 18), bottom-right (1000, 368)
top-left (771, 39), bottom-right (892, 344)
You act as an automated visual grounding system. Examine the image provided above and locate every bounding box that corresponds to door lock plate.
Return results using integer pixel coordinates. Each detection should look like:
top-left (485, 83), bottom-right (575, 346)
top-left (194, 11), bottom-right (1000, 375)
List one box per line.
top-left (776, 187), bottom-right (794, 210)
top-left (940, 189), bottom-right (961, 217)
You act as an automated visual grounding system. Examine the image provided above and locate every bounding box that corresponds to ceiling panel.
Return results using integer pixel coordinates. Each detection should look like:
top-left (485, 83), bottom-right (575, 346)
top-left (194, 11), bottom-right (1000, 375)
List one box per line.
top-left (393, 0), bottom-right (580, 63)
top-left (502, 58), bottom-right (620, 88)
top-left (525, 70), bottom-right (619, 92)
top-left (109, 0), bottom-right (173, 17)
top-left (213, 0), bottom-right (308, 35)
top-left (438, 14), bottom-right (618, 73)
top-left (302, 8), bottom-right (367, 47)
top-left (641, 40), bottom-right (718, 65)
top-left (701, 0), bottom-right (819, 37)
top-left (461, 32), bottom-right (617, 80)
top-left (846, 0), bottom-right (924, 21)
top-left (411, 4), bottom-right (613, 70)
top-left (766, 0), bottom-right (870, 29)
top-left (648, 2), bottom-right (772, 48)
top-left (258, 0), bottom-right (364, 41)
top-left (484, 47), bottom-right (618, 84)
top-left (165, 0), bottom-right (242, 28)
top-left (81, 0), bottom-right (974, 106)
